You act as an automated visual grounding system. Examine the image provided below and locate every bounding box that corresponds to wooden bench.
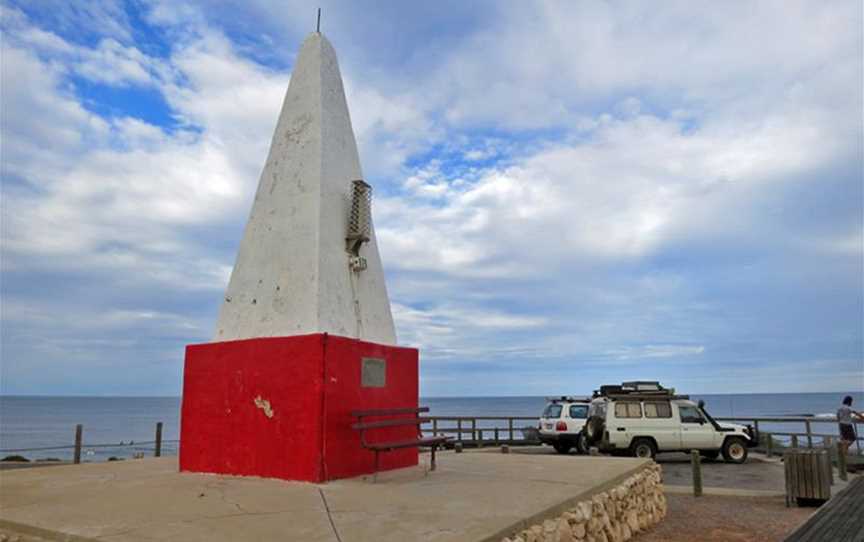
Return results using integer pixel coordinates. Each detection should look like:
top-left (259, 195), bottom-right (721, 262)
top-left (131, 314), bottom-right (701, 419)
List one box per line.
top-left (785, 476), bottom-right (864, 541)
top-left (351, 407), bottom-right (450, 479)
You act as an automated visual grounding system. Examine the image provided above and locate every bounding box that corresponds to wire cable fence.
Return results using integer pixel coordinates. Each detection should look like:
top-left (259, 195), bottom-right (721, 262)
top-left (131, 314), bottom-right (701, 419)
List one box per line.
top-left (1, 422), bottom-right (174, 463)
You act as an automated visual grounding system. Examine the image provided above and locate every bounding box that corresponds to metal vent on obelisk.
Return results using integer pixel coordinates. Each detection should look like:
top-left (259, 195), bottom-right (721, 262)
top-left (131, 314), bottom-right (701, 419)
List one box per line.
top-left (347, 179), bottom-right (372, 255)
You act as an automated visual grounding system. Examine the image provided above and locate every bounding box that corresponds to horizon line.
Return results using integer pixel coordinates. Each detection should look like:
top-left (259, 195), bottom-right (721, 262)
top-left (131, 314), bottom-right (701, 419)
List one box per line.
top-left (2, 390), bottom-right (863, 399)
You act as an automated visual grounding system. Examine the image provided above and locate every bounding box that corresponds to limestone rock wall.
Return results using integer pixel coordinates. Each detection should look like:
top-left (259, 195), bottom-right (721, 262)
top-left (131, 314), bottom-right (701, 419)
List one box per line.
top-left (501, 463), bottom-right (666, 542)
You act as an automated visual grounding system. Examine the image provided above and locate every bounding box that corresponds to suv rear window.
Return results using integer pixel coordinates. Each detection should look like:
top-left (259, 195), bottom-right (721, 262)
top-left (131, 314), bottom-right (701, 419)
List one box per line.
top-left (588, 402), bottom-right (607, 419)
top-left (644, 402), bottom-right (672, 418)
top-left (614, 401), bottom-right (643, 418)
top-left (543, 404), bottom-right (563, 418)
top-left (569, 405), bottom-right (588, 419)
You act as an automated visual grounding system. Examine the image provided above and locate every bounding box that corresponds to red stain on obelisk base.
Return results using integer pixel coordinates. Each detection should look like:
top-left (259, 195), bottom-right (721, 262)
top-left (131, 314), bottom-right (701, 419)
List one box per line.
top-left (179, 333), bottom-right (419, 482)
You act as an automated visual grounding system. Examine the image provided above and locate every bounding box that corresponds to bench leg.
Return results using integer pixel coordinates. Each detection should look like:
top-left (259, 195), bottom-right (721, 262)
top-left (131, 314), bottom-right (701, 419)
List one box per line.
top-left (431, 444), bottom-right (437, 472)
top-left (373, 450), bottom-right (380, 483)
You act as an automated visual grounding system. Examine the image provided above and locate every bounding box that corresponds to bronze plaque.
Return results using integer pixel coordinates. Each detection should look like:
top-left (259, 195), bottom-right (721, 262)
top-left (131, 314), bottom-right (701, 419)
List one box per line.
top-left (361, 358), bottom-right (386, 388)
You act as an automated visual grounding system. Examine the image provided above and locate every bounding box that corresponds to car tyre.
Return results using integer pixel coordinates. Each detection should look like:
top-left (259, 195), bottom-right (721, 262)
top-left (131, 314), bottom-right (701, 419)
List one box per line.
top-left (630, 438), bottom-right (657, 460)
top-left (575, 432), bottom-right (587, 454)
top-left (553, 442), bottom-right (572, 454)
top-left (722, 437), bottom-right (748, 463)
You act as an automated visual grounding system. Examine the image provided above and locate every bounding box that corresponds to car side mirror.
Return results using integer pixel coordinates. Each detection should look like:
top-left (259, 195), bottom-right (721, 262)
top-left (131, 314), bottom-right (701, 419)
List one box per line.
top-left (698, 400), bottom-right (705, 409)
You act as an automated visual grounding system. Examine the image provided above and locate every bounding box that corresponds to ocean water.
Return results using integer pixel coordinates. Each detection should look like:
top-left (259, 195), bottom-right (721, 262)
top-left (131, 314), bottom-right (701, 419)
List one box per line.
top-left (1, 392), bottom-right (861, 461)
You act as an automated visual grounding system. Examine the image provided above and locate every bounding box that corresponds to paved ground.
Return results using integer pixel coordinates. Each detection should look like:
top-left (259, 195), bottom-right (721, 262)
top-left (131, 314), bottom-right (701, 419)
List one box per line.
top-left (500, 446), bottom-right (853, 496)
top-left (0, 452), bottom-right (648, 542)
top-left (0, 461), bottom-right (71, 471)
top-left (656, 452), bottom-right (789, 493)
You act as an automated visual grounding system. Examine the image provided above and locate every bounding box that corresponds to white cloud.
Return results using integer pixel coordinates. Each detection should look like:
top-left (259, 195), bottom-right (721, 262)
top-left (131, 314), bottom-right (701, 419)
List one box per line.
top-left (75, 38), bottom-right (162, 87)
top-left (1, 1), bottom-right (860, 395)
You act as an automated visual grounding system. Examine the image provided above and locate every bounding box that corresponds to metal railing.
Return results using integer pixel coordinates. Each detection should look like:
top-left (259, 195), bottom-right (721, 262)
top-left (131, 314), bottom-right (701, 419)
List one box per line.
top-left (715, 416), bottom-right (863, 458)
top-left (423, 415), bottom-right (863, 456)
top-left (0, 422), bottom-right (174, 463)
top-left (4, 416), bottom-right (861, 462)
top-left (423, 416), bottom-right (541, 447)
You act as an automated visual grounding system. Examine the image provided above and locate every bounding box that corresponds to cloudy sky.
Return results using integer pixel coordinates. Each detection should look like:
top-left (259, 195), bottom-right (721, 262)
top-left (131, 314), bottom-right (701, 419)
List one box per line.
top-left (1, 1), bottom-right (862, 397)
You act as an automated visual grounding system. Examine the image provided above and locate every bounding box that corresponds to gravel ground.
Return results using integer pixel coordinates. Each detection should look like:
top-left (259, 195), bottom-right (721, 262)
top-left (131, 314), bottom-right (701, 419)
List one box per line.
top-left (635, 494), bottom-right (815, 542)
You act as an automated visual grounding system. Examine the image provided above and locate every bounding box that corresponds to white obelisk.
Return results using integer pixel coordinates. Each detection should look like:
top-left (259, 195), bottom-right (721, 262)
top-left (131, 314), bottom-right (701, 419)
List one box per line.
top-left (214, 32), bottom-right (397, 345)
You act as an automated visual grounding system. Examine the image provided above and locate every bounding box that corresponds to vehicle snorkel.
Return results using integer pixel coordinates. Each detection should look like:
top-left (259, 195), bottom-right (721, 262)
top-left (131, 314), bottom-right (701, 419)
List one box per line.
top-left (698, 399), bottom-right (758, 445)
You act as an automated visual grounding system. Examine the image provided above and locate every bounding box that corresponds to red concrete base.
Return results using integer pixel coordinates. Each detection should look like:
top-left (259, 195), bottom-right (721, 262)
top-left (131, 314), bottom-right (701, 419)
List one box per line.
top-left (179, 333), bottom-right (419, 482)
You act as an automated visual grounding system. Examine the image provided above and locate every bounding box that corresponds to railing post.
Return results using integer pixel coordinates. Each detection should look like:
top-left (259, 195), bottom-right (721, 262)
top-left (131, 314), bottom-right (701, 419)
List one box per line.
top-left (471, 419), bottom-right (477, 443)
top-left (494, 427), bottom-right (499, 444)
top-left (508, 418), bottom-right (514, 442)
top-left (837, 441), bottom-right (848, 482)
top-left (691, 450), bottom-right (703, 497)
top-left (457, 419), bottom-right (463, 442)
top-left (753, 420), bottom-right (760, 449)
top-left (432, 418), bottom-right (438, 436)
top-left (154, 422), bottom-right (163, 457)
top-left (766, 433), bottom-right (773, 457)
top-left (805, 420), bottom-right (813, 449)
top-left (791, 435), bottom-right (798, 449)
top-left (73, 424), bottom-right (83, 464)
top-left (477, 429), bottom-right (483, 448)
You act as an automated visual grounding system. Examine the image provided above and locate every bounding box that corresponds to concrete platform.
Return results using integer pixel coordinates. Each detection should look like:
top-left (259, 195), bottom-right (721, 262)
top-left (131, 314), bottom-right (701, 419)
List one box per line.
top-left (498, 446), bottom-right (856, 497)
top-left (0, 452), bottom-right (649, 542)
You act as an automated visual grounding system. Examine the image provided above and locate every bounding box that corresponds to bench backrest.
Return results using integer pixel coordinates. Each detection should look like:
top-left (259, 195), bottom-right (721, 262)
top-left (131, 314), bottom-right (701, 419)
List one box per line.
top-left (351, 407), bottom-right (429, 418)
top-left (351, 407), bottom-right (430, 433)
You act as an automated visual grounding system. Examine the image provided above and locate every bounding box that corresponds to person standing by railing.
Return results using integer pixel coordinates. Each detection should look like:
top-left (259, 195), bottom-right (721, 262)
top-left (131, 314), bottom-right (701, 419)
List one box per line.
top-left (838, 395), bottom-right (864, 457)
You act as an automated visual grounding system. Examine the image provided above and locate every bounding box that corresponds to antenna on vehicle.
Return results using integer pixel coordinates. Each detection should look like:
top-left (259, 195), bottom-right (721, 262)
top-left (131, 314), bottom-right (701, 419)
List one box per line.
top-left (316, 8), bottom-right (321, 33)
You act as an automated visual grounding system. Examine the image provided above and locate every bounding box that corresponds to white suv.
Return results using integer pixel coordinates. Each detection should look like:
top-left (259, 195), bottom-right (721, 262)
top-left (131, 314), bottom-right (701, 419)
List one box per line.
top-left (538, 397), bottom-right (590, 454)
top-left (583, 382), bottom-right (757, 463)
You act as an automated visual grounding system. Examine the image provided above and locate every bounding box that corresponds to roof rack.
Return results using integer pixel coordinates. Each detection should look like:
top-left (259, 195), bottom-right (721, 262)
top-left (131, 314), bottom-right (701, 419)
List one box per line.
top-left (546, 396), bottom-right (591, 403)
top-left (603, 393), bottom-right (691, 401)
top-left (592, 381), bottom-right (685, 399)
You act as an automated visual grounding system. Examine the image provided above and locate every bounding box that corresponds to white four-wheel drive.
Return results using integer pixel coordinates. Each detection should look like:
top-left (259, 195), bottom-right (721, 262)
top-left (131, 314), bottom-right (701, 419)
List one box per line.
top-left (538, 396), bottom-right (591, 454)
top-left (582, 381), bottom-right (757, 462)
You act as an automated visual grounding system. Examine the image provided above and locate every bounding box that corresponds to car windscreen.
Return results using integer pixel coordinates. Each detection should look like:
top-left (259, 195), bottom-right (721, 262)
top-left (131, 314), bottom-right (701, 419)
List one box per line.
top-left (569, 405), bottom-right (588, 419)
top-left (542, 404), bottom-right (563, 418)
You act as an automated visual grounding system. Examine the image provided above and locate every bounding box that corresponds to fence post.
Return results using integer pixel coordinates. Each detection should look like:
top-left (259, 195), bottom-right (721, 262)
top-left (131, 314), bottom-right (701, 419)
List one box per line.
top-left (753, 420), bottom-right (760, 449)
top-left (823, 435), bottom-right (832, 464)
top-left (837, 441), bottom-right (848, 482)
top-left (457, 419), bottom-right (463, 442)
top-left (432, 418), bottom-right (438, 436)
top-left (477, 429), bottom-right (483, 448)
top-left (691, 450), bottom-right (703, 497)
top-left (494, 427), bottom-right (499, 444)
top-left (823, 442), bottom-right (834, 485)
top-left (154, 422), bottom-right (163, 457)
top-left (73, 424), bottom-right (83, 464)
top-left (508, 418), bottom-right (514, 441)
top-left (791, 435), bottom-right (799, 449)
top-left (471, 419), bottom-right (477, 443)
top-left (805, 420), bottom-right (813, 449)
